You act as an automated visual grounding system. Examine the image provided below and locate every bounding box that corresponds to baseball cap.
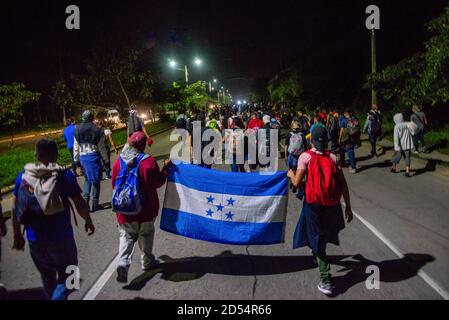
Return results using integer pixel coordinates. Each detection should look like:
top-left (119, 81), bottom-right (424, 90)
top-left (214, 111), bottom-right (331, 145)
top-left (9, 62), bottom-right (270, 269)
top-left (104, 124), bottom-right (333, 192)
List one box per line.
top-left (128, 131), bottom-right (147, 151)
top-left (262, 115), bottom-right (271, 124)
top-left (82, 110), bottom-right (94, 122)
top-left (311, 126), bottom-right (328, 152)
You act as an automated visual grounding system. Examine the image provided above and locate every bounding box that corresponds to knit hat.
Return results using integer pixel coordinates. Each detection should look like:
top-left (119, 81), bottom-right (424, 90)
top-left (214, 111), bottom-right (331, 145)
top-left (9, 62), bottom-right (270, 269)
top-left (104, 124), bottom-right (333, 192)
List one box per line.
top-left (82, 110), bottom-right (94, 122)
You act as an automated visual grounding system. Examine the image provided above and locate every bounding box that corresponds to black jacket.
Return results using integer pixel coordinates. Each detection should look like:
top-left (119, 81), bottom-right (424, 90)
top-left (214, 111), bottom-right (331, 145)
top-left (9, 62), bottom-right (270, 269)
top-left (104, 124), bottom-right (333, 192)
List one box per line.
top-left (74, 122), bottom-right (109, 164)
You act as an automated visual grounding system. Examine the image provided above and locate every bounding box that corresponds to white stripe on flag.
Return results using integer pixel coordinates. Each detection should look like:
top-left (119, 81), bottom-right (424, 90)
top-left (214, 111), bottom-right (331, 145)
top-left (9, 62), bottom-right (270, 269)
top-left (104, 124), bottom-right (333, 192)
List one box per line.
top-left (164, 181), bottom-right (286, 223)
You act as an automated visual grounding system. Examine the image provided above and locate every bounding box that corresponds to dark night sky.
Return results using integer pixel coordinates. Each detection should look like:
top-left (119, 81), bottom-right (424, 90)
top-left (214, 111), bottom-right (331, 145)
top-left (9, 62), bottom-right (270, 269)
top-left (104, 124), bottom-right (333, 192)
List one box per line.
top-left (0, 0), bottom-right (448, 103)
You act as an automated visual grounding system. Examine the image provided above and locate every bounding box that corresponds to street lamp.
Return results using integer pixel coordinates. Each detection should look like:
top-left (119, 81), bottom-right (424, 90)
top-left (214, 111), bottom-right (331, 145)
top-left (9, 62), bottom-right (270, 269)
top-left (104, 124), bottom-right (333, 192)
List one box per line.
top-left (194, 57), bottom-right (202, 66)
top-left (169, 60), bottom-right (177, 68)
top-left (168, 57), bottom-right (202, 84)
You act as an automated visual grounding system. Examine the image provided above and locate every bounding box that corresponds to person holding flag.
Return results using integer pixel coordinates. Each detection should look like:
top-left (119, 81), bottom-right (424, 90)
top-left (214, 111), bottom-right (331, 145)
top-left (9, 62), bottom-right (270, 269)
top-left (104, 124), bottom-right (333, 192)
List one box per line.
top-left (112, 131), bottom-right (171, 283)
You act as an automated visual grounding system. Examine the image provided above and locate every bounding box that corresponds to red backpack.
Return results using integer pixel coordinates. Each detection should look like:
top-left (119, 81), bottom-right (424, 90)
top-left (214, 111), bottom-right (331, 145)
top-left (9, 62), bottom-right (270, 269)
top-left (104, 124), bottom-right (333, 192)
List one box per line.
top-left (305, 150), bottom-right (342, 207)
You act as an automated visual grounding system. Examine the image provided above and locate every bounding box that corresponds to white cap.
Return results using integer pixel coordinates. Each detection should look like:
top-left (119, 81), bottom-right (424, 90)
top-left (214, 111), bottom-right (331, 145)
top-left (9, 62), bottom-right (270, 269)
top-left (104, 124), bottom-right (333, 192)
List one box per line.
top-left (263, 115), bottom-right (271, 124)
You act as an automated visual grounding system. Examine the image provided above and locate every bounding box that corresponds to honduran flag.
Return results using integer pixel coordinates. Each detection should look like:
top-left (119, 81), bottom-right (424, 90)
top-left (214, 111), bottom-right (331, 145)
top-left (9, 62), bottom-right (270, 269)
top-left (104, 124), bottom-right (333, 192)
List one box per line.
top-left (160, 163), bottom-right (288, 245)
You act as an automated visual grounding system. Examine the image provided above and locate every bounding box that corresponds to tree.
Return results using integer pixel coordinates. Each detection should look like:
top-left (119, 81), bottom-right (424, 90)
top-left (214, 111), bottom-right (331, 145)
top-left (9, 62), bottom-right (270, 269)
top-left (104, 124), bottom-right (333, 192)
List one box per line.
top-left (267, 67), bottom-right (303, 108)
top-left (248, 77), bottom-right (270, 103)
top-left (366, 53), bottom-right (426, 106)
top-left (170, 81), bottom-right (209, 113)
top-left (50, 80), bottom-right (74, 125)
top-left (184, 81), bottom-right (209, 110)
top-left (0, 83), bottom-right (41, 146)
top-left (367, 5), bottom-right (449, 106)
top-left (85, 44), bottom-right (154, 113)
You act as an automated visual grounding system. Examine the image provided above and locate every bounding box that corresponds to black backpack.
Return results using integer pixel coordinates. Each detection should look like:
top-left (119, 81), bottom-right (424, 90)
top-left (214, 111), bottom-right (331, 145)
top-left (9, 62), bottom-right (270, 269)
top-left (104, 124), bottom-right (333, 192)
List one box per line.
top-left (128, 114), bottom-right (143, 136)
top-left (370, 112), bottom-right (381, 136)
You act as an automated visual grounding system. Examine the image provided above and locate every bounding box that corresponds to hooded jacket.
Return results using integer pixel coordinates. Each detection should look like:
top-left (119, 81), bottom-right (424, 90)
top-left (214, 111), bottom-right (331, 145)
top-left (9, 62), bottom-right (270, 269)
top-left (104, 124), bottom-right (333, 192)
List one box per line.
top-left (22, 163), bottom-right (66, 215)
top-left (393, 113), bottom-right (417, 152)
top-left (112, 146), bottom-right (169, 223)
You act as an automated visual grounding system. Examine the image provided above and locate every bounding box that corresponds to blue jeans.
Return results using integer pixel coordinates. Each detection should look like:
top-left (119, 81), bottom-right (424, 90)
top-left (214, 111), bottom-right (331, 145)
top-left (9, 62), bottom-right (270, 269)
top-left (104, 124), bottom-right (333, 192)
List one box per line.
top-left (68, 148), bottom-right (77, 174)
top-left (413, 130), bottom-right (425, 152)
top-left (369, 134), bottom-right (377, 156)
top-left (230, 154), bottom-right (246, 172)
top-left (83, 180), bottom-right (100, 205)
top-left (346, 147), bottom-right (356, 169)
top-left (101, 148), bottom-right (111, 178)
top-left (29, 239), bottom-right (78, 300)
top-left (287, 154), bottom-right (299, 171)
top-left (230, 163), bottom-right (245, 172)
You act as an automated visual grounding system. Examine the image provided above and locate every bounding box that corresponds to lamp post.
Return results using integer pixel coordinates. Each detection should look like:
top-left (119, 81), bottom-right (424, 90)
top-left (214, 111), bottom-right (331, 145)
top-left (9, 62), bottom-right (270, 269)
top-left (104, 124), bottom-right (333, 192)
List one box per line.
top-left (370, 29), bottom-right (377, 105)
top-left (168, 57), bottom-right (202, 84)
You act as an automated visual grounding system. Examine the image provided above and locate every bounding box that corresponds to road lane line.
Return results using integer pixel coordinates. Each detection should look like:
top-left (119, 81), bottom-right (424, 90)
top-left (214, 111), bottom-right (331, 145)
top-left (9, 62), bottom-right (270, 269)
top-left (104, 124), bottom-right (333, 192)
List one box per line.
top-left (82, 253), bottom-right (119, 300)
top-left (344, 204), bottom-right (449, 300)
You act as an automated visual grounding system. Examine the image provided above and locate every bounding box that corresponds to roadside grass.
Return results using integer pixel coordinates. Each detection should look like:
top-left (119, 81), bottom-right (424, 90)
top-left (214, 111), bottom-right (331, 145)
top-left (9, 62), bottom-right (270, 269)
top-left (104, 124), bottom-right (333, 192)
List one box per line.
top-left (0, 121), bottom-right (173, 189)
top-left (0, 122), bottom-right (65, 141)
top-left (425, 126), bottom-right (449, 154)
top-left (112, 121), bottom-right (172, 146)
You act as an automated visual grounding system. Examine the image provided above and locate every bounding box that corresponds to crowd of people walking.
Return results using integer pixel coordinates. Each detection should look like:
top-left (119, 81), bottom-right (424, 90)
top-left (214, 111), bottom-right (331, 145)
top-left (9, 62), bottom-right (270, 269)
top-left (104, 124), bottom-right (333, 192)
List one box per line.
top-left (0, 100), bottom-right (430, 299)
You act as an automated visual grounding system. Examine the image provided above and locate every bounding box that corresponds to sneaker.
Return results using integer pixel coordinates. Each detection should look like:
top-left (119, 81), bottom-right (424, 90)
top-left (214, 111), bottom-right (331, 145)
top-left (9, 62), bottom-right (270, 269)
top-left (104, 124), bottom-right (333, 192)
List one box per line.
top-left (90, 206), bottom-right (99, 213)
top-left (116, 266), bottom-right (128, 283)
top-left (91, 203), bottom-right (102, 213)
top-left (317, 281), bottom-right (334, 295)
top-left (350, 168), bottom-right (356, 174)
top-left (405, 172), bottom-right (412, 178)
top-left (390, 168), bottom-right (398, 174)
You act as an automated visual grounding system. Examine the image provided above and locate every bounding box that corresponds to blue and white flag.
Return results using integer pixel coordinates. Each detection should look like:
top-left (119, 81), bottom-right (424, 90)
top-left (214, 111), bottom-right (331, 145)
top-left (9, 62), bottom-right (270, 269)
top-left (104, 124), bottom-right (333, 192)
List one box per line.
top-left (160, 164), bottom-right (288, 245)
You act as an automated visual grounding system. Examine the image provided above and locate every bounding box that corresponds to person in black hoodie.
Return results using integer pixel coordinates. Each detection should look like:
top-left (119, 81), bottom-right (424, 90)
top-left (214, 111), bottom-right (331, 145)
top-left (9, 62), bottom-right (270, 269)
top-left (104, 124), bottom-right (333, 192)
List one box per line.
top-left (73, 110), bottom-right (110, 212)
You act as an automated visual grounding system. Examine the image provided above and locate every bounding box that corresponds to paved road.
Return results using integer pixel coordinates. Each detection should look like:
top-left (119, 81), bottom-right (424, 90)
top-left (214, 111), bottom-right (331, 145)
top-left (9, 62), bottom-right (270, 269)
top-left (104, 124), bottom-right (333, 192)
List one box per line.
top-left (1, 129), bottom-right (448, 300)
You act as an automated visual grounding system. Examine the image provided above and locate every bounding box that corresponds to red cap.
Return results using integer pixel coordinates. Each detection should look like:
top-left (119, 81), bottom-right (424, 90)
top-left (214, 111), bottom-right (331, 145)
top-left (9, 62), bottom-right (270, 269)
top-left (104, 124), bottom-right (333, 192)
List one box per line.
top-left (128, 131), bottom-right (147, 150)
top-left (147, 136), bottom-right (153, 146)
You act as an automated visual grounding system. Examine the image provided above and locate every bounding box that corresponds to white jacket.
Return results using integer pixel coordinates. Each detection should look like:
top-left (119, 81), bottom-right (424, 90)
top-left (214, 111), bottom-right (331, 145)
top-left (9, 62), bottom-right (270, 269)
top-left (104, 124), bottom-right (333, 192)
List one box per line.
top-left (393, 113), bottom-right (417, 151)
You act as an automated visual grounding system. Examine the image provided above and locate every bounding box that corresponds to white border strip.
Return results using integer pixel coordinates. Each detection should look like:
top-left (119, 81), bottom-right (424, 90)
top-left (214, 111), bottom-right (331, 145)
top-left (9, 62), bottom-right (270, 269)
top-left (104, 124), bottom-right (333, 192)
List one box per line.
top-left (82, 253), bottom-right (120, 300)
top-left (344, 204), bottom-right (449, 300)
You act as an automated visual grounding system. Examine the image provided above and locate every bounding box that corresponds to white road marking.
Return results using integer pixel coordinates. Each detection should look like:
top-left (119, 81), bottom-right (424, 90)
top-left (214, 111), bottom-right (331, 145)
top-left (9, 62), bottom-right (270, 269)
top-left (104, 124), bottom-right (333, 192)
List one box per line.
top-left (80, 201), bottom-right (449, 300)
top-left (344, 204), bottom-right (449, 300)
top-left (82, 254), bottom-right (120, 300)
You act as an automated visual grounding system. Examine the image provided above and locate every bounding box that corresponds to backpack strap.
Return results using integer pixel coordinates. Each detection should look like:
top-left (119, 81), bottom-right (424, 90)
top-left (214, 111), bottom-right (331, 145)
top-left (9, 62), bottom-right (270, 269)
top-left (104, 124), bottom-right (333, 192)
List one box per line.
top-left (306, 149), bottom-right (330, 158)
top-left (68, 200), bottom-right (78, 227)
top-left (16, 178), bottom-right (30, 218)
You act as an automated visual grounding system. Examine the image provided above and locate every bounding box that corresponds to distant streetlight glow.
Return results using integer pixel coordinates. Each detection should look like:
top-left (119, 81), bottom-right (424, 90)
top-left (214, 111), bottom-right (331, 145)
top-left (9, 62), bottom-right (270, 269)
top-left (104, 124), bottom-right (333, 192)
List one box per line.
top-left (243, 100), bottom-right (247, 104)
top-left (168, 57), bottom-right (203, 84)
top-left (213, 79), bottom-right (218, 83)
top-left (194, 57), bottom-right (202, 65)
top-left (237, 100), bottom-right (242, 105)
